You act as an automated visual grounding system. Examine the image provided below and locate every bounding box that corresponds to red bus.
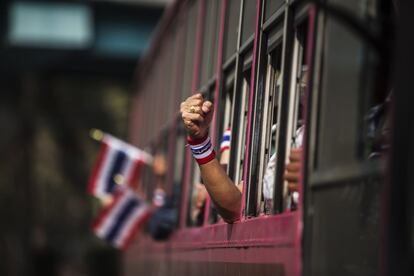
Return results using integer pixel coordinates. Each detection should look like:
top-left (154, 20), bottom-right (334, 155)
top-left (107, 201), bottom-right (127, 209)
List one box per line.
top-left (126, 0), bottom-right (409, 275)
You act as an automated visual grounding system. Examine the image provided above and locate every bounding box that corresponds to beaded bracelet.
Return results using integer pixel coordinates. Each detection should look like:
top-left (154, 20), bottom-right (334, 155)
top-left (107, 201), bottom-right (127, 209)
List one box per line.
top-left (187, 135), bottom-right (216, 165)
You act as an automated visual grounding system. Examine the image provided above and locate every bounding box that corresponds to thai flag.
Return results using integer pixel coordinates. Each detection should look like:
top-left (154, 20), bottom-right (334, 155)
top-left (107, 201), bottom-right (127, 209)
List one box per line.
top-left (92, 188), bottom-right (151, 250)
top-left (88, 134), bottom-right (153, 198)
top-left (220, 128), bottom-right (231, 153)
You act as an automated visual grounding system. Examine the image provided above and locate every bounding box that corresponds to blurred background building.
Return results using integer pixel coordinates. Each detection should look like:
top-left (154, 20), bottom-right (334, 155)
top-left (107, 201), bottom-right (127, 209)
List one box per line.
top-left (0, 0), bottom-right (171, 275)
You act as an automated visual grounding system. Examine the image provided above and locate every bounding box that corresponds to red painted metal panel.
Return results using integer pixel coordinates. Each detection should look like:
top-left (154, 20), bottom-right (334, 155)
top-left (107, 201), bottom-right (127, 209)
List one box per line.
top-left (125, 213), bottom-right (298, 275)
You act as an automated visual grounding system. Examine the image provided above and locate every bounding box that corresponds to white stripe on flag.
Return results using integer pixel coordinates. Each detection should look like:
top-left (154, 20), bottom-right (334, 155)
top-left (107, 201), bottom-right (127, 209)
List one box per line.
top-left (113, 204), bottom-right (148, 248)
top-left (120, 157), bottom-right (136, 185)
top-left (95, 191), bottom-right (134, 238)
top-left (104, 134), bottom-right (153, 165)
top-left (220, 141), bottom-right (231, 148)
top-left (96, 147), bottom-right (118, 197)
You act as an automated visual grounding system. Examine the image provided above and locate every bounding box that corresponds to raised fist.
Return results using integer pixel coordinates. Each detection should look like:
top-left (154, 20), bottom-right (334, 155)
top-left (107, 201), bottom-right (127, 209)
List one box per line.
top-left (180, 93), bottom-right (214, 139)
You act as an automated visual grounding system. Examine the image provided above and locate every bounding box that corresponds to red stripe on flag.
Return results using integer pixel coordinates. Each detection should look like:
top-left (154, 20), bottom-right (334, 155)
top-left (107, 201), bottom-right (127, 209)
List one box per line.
top-left (128, 160), bottom-right (144, 190)
top-left (91, 189), bottom-right (124, 231)
top-left (88, 143), bottom-right (109, 195)
top-left (220, 146), bottom-right (230, 153)
top-left (120, 209), bottom-right (152, 250)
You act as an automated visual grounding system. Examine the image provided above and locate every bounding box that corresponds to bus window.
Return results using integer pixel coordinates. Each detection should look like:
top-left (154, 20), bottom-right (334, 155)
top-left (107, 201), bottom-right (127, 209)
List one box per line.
top-left (188, 90), bottom-right (213, 226)
top-left (218, 74), bottom-right (235, 173)
top-left (151, 138), bottom-right (169, 207)
top-left (284, 19), bottom-right (308, 211)
top-left (187, 161), bottom-right (205, 227)
top-left (229, 66), bottom-right (251, 192)
top-left (260, 44), bottom-right (283, 215)
top-left (172, 124), bottom-right (186, 226)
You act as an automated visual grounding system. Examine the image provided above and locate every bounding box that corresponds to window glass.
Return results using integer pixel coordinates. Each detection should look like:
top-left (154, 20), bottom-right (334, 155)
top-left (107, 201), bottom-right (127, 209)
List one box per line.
top-left (264, 0), bottom-right (284, 21)
top-left (229, 66), bottom-right (251, 192)
top-left (171, 126), bottom-right (186, 225)
top-left (359, 51), bottom-right (389, 161)
top-left (200, 0), bottom-right (220, 86)
top-left (173, 128), bottom-right (186, 188)
top-left (165, 27), bottom-right (178, 124)
top-left (218, 74), bottom-right (235, 174)
top-left (223, 0), bottom-right (241, 62)
top-left (172, 19), bottom-right (187, 113)
top-left (151, 139), bottom-right (168, 207)
top-left (241, 0), bottom-right (256, 43)
top-left (158, 44), bottom-right (172, 127)
top-left (181, 0), bottom-right (199, 99)
top-left (187, 162), bottom-right (205, 226)
top-left (138, 153), bottom-right (155, 202)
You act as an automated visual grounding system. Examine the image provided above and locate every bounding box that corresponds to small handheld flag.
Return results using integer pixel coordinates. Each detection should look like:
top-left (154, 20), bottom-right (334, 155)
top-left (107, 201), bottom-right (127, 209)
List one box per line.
top-left (88, 131), bottom-right (153, 198)
top-left (92, 188), bottom-right (151, 250)
top-left (220, 128), bottom-right (231, 153)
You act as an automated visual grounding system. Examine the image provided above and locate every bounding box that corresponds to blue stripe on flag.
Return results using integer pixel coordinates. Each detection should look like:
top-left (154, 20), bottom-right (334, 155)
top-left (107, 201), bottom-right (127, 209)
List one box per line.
top-left (106, 150), bottom-right (127, 193)
top-left (104, 198), bottom-right (139, 242)
top-left (222, 135), bottom-right (230, 142)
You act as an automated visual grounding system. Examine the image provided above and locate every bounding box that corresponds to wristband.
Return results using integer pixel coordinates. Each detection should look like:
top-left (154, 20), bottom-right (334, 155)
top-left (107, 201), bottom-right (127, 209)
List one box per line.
top-left (187, 135), bottom-right (216, 165)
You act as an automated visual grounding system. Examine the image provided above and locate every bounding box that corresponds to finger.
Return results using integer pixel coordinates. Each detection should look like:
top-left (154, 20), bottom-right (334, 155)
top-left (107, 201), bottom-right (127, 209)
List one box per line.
top-left (201, 101), bottom-right (213, 114)
top-left (192, 93), bottom-right (204, 100)
top-left (183, 112), bottom-right (205, 124)
top-left (183, 119), bottom-right (195, 128)
top-left (185, 98), bottom-right (203, 107)
top-left (285, 162), bottom-right (301, 172)
top-left (288, 183), bottom-right (299, 192)
top-left (284, 171), bottom-right (300, 182)
top-left (183, 121), bottom-right (200, 136)
top-left (188, 105), bottom-right (204, 115)
top-left (289, 148), bottom-right (302, 162)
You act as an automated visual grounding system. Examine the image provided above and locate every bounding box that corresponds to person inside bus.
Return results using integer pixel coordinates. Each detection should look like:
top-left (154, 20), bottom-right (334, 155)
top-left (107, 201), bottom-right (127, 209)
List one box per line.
top-left (262, 124), bottom-right (303, 212)
top-left (180, 94), bottom-right (301, 223)
top-left (191, 182), bottom-right (208, 225)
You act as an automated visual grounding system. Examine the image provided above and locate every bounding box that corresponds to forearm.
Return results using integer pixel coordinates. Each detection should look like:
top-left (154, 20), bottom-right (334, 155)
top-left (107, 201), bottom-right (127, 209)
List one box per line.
top-left (199, 159), bottom-right (241, 223)
top-left (180, 94), bottom-right (241, 222)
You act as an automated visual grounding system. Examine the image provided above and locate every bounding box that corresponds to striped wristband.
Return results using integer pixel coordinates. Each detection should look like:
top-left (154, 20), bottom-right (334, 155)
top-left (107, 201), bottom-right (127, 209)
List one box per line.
top-left (187, 135), bottom-right (216, 165)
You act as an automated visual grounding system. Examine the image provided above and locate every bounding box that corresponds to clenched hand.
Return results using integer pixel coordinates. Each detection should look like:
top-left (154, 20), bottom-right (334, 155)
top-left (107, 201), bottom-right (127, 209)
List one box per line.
top-left (180, 93), bottom-right (214, 139)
